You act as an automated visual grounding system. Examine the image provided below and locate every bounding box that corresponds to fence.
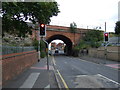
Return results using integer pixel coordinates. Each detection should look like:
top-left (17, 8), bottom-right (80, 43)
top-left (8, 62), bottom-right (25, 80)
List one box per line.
top-left (1, 46), bottom-right (36, 55)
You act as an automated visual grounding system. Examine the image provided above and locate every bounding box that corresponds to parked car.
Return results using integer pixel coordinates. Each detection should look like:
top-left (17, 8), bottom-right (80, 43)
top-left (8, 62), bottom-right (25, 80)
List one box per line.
top-left (55, 49), bottom-right (59, 53)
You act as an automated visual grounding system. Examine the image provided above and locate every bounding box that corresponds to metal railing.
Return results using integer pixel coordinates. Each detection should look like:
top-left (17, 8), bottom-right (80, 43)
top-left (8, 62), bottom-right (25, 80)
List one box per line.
top-left (1, 46), bottom-right (35, 55)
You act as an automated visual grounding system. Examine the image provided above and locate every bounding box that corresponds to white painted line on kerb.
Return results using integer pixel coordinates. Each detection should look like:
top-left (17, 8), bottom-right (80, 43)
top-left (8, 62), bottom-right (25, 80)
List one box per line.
top-left (97, 74), bottom-right (120, 86)
top-left (20, 73), bottom-right (40, 88)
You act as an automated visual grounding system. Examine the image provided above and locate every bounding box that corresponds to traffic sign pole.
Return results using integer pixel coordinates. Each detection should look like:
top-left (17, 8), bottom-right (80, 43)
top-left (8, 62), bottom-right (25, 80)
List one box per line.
top-left (42, 37), bottom-right (49, 70)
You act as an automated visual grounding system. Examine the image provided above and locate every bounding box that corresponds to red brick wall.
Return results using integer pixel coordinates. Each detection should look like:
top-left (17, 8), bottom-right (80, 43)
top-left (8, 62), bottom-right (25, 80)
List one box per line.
top-left (1, 50), bottom-right (38, 85)
top-left (31, 25), bottom-right (89, 45)
top-left (46, 30), bottom-right (81, 45)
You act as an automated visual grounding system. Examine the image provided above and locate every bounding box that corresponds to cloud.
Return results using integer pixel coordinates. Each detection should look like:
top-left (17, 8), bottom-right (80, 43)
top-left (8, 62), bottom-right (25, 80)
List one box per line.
top-left (51, 0), bottom-right (119, 32)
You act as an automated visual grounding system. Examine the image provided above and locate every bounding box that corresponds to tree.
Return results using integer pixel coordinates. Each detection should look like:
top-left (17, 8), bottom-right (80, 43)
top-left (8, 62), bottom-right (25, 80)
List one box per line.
top-left (70, 22), bottom-right (77, 33)
top-left (2, 2), bottom-right (60, 37)
top-left (115, 21), bottom-right (120, 35)
top-left (83, 30), bottom-right (103, 48)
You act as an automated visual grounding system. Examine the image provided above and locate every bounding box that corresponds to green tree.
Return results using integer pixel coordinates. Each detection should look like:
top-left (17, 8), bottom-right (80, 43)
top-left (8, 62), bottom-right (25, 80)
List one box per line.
top-left (74, 40), bottom-right (90, 50)
top-left (70, 22), bottom-right (77, 33)
top-left (2, 2), bottom-right (60, 37)
top-left (115, 21), bottom-right (120, 35)
top-left (84, 30), bottom-right (103, 48)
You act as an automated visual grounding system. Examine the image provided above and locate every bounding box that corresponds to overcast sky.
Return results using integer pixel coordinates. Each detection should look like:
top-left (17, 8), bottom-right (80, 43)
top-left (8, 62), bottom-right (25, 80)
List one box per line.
top-left (50, 0), bottom-right (120, 32)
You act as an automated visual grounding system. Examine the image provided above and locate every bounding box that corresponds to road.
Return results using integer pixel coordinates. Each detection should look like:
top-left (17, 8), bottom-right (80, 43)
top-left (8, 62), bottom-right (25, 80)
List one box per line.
top-left (51, 55), bottom-right (120, 88)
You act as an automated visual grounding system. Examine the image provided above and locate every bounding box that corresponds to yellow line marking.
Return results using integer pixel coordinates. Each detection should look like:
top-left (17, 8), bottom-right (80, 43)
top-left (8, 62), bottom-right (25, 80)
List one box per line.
top-left (52, 56), bottom-right (69, 90)
top-left (57, 70), bottom-right (69, 90)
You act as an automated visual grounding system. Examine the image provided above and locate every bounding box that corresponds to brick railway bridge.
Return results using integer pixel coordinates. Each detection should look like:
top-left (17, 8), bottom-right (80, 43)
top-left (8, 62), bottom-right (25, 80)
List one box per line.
top-left (32, 25), bottom-right (90, 55)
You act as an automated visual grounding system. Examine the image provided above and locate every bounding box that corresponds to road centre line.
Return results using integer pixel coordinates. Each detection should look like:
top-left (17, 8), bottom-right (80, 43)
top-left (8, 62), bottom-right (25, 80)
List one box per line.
top-left (97, 74), bottom-right (120, 86)
top-left (20, 73), bottom-right (40, 88)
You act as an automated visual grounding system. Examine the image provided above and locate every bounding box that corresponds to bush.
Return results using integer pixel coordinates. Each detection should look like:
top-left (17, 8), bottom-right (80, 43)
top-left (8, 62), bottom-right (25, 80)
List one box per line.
top-left (32, 39), bottom-right (47, 58)
top-left (4, 38), bottom-right (10, 42)
top-left (40, 51), bottom-right (46, 58)
top-left (24, 43), bottom-right (31, 46)
top-left (40, 40), bottom-right (46, 51)
top-left (32, 39), bottom-right (39, 51)
top-left (72, 48), bottom-right (79, 57)
top-left (90, 41), bottom-right (101, 48)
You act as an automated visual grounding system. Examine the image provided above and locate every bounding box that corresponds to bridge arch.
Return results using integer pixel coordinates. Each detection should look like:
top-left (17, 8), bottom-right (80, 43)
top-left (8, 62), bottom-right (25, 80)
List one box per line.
top-left (46, 34), bottom-right (72, 55)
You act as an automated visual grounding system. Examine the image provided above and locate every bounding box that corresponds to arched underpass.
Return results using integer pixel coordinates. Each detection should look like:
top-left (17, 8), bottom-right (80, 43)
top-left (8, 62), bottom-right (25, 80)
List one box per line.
top-left (46, 34), bottom-right (73, 55)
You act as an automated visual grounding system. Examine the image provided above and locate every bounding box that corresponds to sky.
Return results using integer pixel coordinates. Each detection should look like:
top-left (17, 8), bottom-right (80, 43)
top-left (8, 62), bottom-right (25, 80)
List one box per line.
top-left (50, 0), bottom-right (120, 32)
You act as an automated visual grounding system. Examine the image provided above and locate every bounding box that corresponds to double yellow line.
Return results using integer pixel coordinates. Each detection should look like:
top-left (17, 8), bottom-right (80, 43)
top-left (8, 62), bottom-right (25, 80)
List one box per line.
top-left (52, 56), bottom-right (69, 90)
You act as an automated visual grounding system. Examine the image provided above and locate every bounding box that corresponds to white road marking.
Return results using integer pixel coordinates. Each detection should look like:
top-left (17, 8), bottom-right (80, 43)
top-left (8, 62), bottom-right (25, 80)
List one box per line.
top-left (45, 84), bottom-right (50, 88)
top-left (20, 73), bottom-right (40, 88)
top-left (97, 74), bottom-right (120, 86)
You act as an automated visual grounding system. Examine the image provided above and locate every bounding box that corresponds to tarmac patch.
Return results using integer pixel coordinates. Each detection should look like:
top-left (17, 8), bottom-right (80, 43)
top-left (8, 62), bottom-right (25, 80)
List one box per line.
top-left (74, 74), bottom-right (119, 88)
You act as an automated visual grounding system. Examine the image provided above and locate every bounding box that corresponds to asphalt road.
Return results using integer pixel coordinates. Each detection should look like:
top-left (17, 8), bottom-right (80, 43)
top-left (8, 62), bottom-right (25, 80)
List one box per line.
top-left (52, 55), bottom-right (120, 88)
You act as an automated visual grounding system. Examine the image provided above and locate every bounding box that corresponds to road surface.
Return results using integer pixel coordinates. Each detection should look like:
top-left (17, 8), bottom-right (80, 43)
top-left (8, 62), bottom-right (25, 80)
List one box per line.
top-left (51, 55), bottom-right (120, 88)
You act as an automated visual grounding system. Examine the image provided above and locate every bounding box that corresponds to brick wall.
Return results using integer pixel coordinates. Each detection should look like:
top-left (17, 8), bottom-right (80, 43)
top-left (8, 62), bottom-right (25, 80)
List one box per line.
top-left (46, 30), bottom-right (81, 45)
top-left (32, 25), bottom-right (89, 45)
top-left (1, 50), bottom-right (38, 85)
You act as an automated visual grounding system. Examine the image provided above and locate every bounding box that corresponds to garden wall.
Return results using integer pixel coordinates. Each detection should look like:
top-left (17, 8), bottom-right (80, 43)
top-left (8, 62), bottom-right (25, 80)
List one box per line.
top-left (1, 50), bottom-right (38, 85)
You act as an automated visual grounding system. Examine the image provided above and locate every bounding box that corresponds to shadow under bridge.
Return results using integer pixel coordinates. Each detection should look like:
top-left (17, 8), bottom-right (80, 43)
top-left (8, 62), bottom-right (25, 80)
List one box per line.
top-left (46, 34), bottom-right (73, 55)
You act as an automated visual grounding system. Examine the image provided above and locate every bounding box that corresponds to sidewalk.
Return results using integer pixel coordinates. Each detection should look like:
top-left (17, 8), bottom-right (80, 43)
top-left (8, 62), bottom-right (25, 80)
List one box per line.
top-left (2, 57), bottom-right (58, 89)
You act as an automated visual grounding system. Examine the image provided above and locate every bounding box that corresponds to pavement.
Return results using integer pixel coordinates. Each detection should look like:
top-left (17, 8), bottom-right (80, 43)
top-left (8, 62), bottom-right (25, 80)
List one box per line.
top-left (2, 57), bottom-right (59, 89)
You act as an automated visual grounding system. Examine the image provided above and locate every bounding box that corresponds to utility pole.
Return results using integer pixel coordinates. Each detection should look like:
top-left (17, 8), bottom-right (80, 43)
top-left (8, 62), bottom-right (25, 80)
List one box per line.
top-left (104, 22), bottom-right (107, 63)
top-left (35, 22), bottom-right (40, 62)
top-left (105, 22), bottom-right (106, 32)
top-left (38, 32), bottom-right (41, 62)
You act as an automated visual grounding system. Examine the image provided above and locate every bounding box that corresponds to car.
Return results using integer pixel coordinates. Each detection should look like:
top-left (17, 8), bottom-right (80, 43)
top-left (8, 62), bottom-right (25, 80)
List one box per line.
top-left (55, 49), bottom-right (59, 53)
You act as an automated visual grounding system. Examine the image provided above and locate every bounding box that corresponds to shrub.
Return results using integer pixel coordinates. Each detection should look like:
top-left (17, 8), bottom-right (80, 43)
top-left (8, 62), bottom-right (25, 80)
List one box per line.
top-left (32, 39), bottom-right (39, 51)
top-left (4, 38), bottom-right (10, 42)
top-left (40, 51), bottom-right (46, 58)
top-left (24, 43), bottom-right (31, 46)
